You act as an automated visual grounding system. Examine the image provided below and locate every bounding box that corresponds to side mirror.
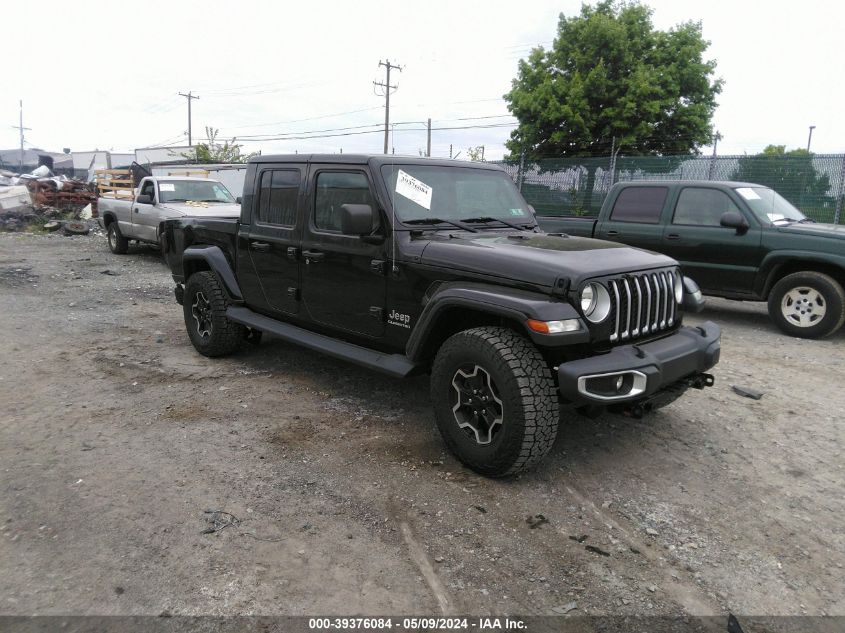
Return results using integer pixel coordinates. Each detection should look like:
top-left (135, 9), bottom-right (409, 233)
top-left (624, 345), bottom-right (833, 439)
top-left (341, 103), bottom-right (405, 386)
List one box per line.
top-left (235, 196), bottom-right (242, 204)
top-left (720, 211), bottom-right (748, 233)
top-left (682, 276), bottom-right (705, 313)
top-left (340, 203), bottom-right (376, 236)
top-left (136, 194), bottom-right (153, 205)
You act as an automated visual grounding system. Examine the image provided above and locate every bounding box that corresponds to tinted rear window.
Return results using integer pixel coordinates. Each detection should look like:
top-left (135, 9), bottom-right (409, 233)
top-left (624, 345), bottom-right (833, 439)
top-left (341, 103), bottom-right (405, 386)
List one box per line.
top-left (610, 187), bottom-right (668, 223)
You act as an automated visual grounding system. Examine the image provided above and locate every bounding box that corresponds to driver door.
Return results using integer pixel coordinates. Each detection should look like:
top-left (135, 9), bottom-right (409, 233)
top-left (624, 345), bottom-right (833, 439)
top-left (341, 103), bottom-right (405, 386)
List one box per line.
top-left (132, 179), bottom-right (160, 242)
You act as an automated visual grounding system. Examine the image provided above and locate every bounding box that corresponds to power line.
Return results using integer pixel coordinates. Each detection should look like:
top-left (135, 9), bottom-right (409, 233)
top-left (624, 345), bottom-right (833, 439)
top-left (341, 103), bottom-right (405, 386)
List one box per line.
top-left (374, 59), bottom-right (402, 154)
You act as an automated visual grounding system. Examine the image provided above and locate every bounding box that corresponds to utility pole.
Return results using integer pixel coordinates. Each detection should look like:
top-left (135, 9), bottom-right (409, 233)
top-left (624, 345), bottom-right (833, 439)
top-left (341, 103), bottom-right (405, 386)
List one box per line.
top-left (807, 125), bottom-right (816, 152)
top-left (708, 131), bottom-right (722, 180)
top-left (426, 118), bottom-right (431, 157)
top-left (11, 100), bottom-right (31, 172)
top-left (374, 60), bottom-right (401, 155)
top-left (178, 91), bottom-right (200, 146)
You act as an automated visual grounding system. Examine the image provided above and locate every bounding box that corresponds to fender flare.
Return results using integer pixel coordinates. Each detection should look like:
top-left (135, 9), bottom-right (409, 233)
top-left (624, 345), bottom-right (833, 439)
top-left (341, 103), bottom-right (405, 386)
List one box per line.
top-left (405, 281), bottom-right (587, 361)
top-left (182, 245), bottom-right (243, 302)
top-left (757, 250), bottom-right (845, 297)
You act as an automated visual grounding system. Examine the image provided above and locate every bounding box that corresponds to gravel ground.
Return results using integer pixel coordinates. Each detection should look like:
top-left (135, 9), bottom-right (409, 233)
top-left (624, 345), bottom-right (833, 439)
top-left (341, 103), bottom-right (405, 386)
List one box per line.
top-left (0, 231), bottom-right (843, 618)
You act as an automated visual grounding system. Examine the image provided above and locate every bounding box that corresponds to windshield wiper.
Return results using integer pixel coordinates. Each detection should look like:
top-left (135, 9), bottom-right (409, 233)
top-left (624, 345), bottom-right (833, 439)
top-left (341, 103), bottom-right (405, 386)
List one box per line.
top-left (797, 218), bottom-right (816, 223)
top-left (460, 216), bottom-right (534, 231)
top-left (403, 218), bottom-right (478, 232)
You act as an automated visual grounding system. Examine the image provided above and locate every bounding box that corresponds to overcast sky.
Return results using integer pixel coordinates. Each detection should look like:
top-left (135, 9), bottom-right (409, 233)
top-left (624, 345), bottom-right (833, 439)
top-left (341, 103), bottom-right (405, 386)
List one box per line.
top-left (2, 0), bottom-right (843, 161)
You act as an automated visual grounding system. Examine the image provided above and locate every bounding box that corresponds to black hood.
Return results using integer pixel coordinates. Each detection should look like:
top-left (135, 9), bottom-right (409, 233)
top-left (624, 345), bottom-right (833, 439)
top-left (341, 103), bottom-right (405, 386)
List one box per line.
top-left (419, 232), bottom-right (677, 288)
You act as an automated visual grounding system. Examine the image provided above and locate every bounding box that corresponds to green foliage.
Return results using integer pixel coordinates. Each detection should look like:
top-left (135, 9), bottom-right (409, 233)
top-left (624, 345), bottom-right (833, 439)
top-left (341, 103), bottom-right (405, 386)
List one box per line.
top-left (466, 146), bottom-right (486, 162)
top-left (180, 127), bottom-right (257, 164)
top-left (504, 1), bottom-right (722, 161)
top-left (731, 145), bottom-right (832, 204)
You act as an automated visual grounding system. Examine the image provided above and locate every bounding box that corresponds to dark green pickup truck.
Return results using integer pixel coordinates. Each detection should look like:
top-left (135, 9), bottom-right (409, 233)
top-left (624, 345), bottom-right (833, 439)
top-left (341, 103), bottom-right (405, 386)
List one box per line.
top-left (539, 181), bottom-right (845, 339)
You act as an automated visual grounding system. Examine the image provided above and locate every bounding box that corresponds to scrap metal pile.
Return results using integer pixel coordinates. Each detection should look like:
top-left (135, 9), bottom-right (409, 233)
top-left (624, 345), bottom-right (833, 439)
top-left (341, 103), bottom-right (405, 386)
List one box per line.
top-left (1, 166), bottom-right (96, 232)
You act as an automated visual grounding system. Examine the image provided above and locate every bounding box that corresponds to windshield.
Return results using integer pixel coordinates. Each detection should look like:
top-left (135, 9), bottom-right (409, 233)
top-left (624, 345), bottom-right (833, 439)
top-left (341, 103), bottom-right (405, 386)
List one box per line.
top-left (380, 164), bottom-right (533, 226)
top-left (735, 187), bottom-right (806, 225)
top-left (157, 180), bottom-right (236, 204)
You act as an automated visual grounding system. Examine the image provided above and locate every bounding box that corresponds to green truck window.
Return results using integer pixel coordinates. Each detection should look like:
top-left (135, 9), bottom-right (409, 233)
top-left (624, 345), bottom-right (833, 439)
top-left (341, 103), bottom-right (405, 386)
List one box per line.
top-left (673, 188), bottom-right (740, 226)
top-left (610, 187), bottom-right (667, 223)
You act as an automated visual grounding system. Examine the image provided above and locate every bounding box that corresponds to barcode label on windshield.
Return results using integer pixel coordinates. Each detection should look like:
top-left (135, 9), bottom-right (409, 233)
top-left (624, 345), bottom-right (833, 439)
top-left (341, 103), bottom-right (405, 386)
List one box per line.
top-left (395, 170), bottom-right (432, 210)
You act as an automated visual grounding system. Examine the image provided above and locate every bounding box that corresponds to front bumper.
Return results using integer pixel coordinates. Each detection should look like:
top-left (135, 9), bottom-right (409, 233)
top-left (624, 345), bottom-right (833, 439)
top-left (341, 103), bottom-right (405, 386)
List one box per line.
top-left (557, 321), bottom-right (720, 405)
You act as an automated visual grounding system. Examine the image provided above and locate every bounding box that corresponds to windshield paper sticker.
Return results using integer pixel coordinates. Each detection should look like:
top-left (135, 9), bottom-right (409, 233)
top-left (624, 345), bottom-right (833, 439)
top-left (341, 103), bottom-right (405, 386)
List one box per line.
top-left (510, 208), bottom-right (526, 216)
top-left (736, 187), bottom-right (760, 200)
top-left (396, 170), bottom-right (432, 210)
top-left (159, 183), bottom-right (176, 192)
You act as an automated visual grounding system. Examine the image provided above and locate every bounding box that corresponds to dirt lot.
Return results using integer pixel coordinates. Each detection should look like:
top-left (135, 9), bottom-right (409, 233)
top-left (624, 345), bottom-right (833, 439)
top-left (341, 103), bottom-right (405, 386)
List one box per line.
top-left (1, 231), bottom-right (843, 619)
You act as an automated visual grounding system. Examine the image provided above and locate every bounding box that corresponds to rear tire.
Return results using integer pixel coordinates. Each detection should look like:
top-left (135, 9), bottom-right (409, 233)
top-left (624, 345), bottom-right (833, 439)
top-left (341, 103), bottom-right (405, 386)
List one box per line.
top-left (183, 271), bottom-right (245, 357)
top-left (107, 222), bottom-right (129, 254)
top-left (768, 271), bottom-right (845, 339)
top-left (430, 327), bottom-right (559, 477)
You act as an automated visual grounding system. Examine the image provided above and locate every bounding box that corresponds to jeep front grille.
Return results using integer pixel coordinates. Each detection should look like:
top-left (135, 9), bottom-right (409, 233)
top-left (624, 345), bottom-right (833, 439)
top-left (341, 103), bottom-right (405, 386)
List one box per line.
top-left (608, 270), bottom-right (677, 342)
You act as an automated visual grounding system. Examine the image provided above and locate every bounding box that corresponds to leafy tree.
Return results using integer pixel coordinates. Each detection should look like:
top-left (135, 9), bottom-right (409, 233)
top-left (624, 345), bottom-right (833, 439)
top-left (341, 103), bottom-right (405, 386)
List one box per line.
top-left (504, 1), bottom-right (722, 207)
top-left (731, 145), bottom-right (831, 207)
top-left (181, 127), bottom-right (256, 164)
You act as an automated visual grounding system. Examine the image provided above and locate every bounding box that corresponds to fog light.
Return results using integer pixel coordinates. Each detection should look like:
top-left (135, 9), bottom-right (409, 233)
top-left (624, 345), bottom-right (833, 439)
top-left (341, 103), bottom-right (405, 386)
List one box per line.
top-left (526, 318), bottom-right (581, 334)
top-left (576, 370), bottom-right (648, 401)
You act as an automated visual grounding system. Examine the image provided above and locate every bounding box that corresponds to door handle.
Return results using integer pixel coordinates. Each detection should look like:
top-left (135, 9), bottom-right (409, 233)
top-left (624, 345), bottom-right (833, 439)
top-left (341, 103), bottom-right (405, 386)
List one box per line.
top-left (250, 241), bottom-right (270, 252)
top-left (606, 230), bottom-right (619, 237)
top-left (303, 250), bottom-right (325, 262)
top-left (665, 233), bottom-right (681, 240)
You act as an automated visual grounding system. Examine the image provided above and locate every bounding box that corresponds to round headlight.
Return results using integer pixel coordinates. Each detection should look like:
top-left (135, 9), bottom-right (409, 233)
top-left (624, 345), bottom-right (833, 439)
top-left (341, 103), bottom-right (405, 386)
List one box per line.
top-left (581, 283), bottom-right (612, 323)
top-left (674, 270), bottom-right (684, 304)
top-left (580, 284), bottom-right (595, 314)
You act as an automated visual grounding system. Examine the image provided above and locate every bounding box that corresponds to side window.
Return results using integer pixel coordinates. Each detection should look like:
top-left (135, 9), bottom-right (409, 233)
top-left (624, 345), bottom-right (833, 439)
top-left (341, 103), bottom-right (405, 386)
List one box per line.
top-left (673, 188), bottom-right (740, 226)
top-left (257, 170), bottom-right (300, 227)
top-left (610, 187), bottom-right (668, 223)
top-left (314, 171), bottom-right (376, 232)
top-left (141, 181), bottom-right (155, 200)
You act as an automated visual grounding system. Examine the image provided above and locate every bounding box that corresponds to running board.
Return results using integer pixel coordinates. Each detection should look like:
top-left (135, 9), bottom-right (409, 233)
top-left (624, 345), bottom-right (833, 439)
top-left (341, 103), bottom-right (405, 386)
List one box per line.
top-left (226, 306), bottom-right (421, 378)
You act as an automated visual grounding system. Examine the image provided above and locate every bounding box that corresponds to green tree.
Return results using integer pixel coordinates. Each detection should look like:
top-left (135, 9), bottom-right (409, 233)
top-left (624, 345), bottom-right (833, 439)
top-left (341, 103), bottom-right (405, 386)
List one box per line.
top-left (180, 127), bottom-right (256, 164)
top-left (731, 145), bottom-right (831, 209)
top-left (504, 1), bottom-right (722, 207)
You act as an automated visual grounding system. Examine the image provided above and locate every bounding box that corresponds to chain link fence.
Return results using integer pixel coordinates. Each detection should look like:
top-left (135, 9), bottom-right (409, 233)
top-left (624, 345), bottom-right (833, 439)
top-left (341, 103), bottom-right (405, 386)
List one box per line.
top-left (492, 154), bottom-right (845, 223)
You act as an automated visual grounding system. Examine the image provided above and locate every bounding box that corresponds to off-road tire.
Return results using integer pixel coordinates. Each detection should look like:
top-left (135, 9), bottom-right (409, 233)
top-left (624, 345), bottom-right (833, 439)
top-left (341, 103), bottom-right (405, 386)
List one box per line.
top-left (183, 271), bottom-right (245, 357)
top-left (107, 222), bottom-right (129, 254)
top-left (768, 271), bottom-right (845, 339)
top-left (430, 326), bottom-right (559, 477)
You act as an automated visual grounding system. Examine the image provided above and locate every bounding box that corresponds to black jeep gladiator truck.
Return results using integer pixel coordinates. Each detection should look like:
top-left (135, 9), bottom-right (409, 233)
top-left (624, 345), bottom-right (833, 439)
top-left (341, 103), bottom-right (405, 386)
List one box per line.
top-left (539, 181), bottom-right (845, 339)
top-left (163, 155), bottom-right (720, 477)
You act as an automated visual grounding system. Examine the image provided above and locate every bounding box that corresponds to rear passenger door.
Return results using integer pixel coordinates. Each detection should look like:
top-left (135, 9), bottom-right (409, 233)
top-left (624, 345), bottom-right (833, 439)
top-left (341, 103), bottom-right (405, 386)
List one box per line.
top-left (660, 187), bottom-right (762, 295)
top-left (300, 167), bottom-right (387, 338)
top-left (595, 185), bottom-right (669, 253)
top-left (246, 167), bottom-right (304, 315)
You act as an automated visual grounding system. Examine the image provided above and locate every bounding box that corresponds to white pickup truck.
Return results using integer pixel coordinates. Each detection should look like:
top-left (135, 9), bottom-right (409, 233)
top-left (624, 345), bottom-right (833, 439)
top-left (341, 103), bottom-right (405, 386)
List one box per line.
top-left (98, 176), bottom-right (241, 254)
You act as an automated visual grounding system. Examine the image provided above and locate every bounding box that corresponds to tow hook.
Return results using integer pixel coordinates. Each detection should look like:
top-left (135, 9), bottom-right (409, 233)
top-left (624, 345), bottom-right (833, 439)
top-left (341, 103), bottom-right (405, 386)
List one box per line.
top-left (174, 284), bottom-right (184, 305)
top-left (691, 372), bottom-right (715, 389)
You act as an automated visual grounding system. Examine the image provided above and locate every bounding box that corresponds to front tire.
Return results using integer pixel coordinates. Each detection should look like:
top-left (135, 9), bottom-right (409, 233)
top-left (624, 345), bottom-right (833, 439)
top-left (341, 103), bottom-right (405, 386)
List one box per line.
top-left (430, 327), bottom-right (559, 477)
top-left (183, 271), bottom-right (245, 357)
top-left (768, 271), bottom-right (845, 339)
top-left (107, 223), bottom-right (129, 254)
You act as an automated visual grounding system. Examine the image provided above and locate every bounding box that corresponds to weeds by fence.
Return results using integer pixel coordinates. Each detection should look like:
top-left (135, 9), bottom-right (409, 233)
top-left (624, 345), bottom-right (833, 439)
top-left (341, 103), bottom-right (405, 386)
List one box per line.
top-left (493, 154), bottom-right (845, 224)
